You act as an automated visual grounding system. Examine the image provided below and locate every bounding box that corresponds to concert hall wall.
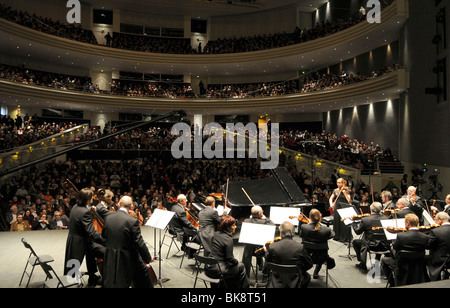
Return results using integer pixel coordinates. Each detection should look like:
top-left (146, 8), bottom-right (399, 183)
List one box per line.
top-left (322, 99), bottom-right (400, 157)
top-left (398, 0), bottom-right (449, 193)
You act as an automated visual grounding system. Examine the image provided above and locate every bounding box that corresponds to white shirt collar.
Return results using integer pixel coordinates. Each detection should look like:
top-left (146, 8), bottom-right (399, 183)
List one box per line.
top-left (119, 208), bottom-right (128, 214)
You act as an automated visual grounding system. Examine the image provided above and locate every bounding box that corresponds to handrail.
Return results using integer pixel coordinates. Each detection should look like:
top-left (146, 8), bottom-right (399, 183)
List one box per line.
top-left (0, 69), bottom-right (408, 111)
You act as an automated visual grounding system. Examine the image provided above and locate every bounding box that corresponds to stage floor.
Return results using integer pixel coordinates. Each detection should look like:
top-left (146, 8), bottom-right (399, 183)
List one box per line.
top-left (1, 226), bottom-right (447, 289)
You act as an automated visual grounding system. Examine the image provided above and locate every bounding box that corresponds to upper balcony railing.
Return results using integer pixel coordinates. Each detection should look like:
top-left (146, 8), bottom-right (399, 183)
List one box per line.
top-left (0, 0), bottom-right (408, 66)
top-left (0, 68), bottom-right (409, 112)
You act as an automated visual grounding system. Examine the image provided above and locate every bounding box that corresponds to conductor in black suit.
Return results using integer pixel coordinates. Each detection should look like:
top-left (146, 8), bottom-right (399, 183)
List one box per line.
top-left (266, 221), bottom-right (313, 288)
top-left (352, 202), bottom-right (390, 271)
top-left (64, 188), bottom-right (105, 287)
top-left (427, 212), bottom-right (450, 281)
top-left (102, 195), bottom-right (154, 288)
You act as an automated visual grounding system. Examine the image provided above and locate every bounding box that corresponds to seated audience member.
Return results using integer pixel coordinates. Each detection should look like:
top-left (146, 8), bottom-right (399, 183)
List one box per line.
top-left (50, 211), bottom-right (70, 230)
top-left (10, 213), bottom-right (32, 231)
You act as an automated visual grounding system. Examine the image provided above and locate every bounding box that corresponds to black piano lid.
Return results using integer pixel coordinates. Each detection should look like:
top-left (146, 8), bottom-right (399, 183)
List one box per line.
top-left (223, 167), bottom-right (310, 207)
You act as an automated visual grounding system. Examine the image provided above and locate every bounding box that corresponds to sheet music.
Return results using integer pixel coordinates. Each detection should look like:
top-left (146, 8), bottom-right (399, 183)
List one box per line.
top-left (336, 207), bottom-right (358, 225)
top-left (145, 209), bottom-right (175, 230)
top-left (238, 222), bottom-right (277, 246)
top-left (380, 219), bottom-right (406, 241)
top-left (269, 206), bottom-right (301, 225)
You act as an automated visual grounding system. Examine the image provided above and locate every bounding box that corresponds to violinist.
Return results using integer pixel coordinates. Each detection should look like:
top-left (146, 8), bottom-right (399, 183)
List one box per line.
top-left (404, 186), bottom-right (426, 223)
top-left (395, 197), bottom-right (416, 218)
top-left (381, 213), bottom-right (429, 286)
top-left (242, 205), bottom-right (274, 281)
top-left (266, 221), bottom-right (313, 288)
top-left (351, 202), bottom-right (390, 271)
top-left (63, 188), bottom-right (105, 287)
top-left (329, 178), bottom-right (353, 242)
top-left (299, 209), bottom-right (334, 279)
top-left (427, 212), bottom-right (450, 281)
top-left (431, 194), bottom-right (450, 214)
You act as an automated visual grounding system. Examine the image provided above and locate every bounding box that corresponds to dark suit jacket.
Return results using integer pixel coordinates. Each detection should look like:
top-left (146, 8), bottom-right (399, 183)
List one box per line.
top-left (198, 207), bottom-right (221, 256)
top-left (353, 213), bottom-right (389, 248)
top-left (102, 210), bottom-right (152, 288)
top-left (169, 203), bottom-right (196, 235)
top-left (266, 237), bottom-right (313, 288)
top-left (64, 204), bottom-right (104, 274)
top-left (393, 229), bottom-right (429, 252)
top-left (396, 207), bottom-right (416, 218)
top-left (427, 224), bottom-right (450, 281)
top-left (300, 223), bottom-right (334, 250)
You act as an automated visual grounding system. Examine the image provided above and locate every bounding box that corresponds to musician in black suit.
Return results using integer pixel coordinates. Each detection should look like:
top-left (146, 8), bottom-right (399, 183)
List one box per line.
top-left (395, 197), bottom-right (416, 218)
top-left (351, 202), bottom-right (390, 271)
top-left (102, 196), bottom-right (154, 288)
top-left (266, 221), bottom-right (313, 288)
top-left (63, 188), bottom-right (105, 287)
top-left (198, 196), bottom-right (223, 256)
top-left (427, 212), bottom-right (450, 281)
top-left (381, 191), bottom-right (396, 211)
top-left (206, 215), bottom-right (249, 288)
top-left (299, 209), bottom-right (334, 278)
top-left (169, 194), bottom-right (198, 249)
top-left (242, 205), bottom-right (274, 279)
top-left (404, 186), bottom-right (426, 223)
top-left (381, 213), bottom-right (429, 286)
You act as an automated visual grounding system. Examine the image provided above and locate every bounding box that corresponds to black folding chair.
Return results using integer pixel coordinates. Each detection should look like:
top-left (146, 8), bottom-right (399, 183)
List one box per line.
top-left (180, 227), bottom-right (202, 268)
top-left (19, 238), bottom-right (54, 288)
top-left (193, 254), bottom-right (227, 288)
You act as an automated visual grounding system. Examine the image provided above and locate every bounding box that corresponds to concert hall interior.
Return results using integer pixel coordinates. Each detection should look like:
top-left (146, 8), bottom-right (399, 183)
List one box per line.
top-left (0, 0), bottom-right (449, 290)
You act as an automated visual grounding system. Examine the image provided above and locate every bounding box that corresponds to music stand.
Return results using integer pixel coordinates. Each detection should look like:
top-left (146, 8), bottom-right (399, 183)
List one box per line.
top-left (146, 209), bottom-right (175, 288)
top-left (239, 222), bottom-right (277, 288)
top-left (336, 206), bottom-right (358, 261)
top-left (269, 206), bottom-right (301, 226)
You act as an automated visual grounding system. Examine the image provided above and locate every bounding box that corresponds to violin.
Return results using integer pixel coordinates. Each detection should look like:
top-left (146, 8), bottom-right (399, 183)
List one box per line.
top-left (372, 226), bottom-right (408, 234)
top-left (372, 224), bottom-right (440, 234)
top-left (254, 236), bottom-right (282, 254)
top-left (340, 213), bottom-right (370, 222)
top-left (289, 212), bottom-right (310, 224)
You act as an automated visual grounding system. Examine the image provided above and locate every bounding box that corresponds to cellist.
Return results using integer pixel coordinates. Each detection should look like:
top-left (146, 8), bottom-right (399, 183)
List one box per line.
top-left (63, 188), bottom-right (105, 287)
top-left (168, 194), bottom-right (200, 253)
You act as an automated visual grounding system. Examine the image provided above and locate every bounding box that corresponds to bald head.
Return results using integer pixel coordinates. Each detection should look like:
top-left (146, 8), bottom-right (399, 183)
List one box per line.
top-left (118, 196), bottom-right (133, 210)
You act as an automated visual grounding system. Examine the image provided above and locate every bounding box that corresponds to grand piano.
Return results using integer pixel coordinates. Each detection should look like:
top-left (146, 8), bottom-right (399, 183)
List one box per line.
top-left (194, 167), bottom-right (312, 222)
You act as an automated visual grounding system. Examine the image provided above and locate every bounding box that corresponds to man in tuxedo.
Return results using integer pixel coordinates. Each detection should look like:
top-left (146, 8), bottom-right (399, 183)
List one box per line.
top-left (352, 202), bottom-right (390, 271)
top-left (395, 197), bottom-right (416, 218)
top-left (198, 196), bottom-right (222, 256)
top-left (169, 194), bottom-right (199, 253)
top-left (405, 186), bottom-right (425, 223)
top-left (102, 195), bottom-right (154, 288)
top-left (381, 213), bottom-right (429, 286)
top-left (63, 188), bottom-right (105, 287)
top-left (242, 205), bottom-right (274, 280)
top-left (427, 212), bottom-right (450, 281)
top-left (266, 221), bottom-right (313, 288)
top-left (381, 191), bottom-right (395, 211)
